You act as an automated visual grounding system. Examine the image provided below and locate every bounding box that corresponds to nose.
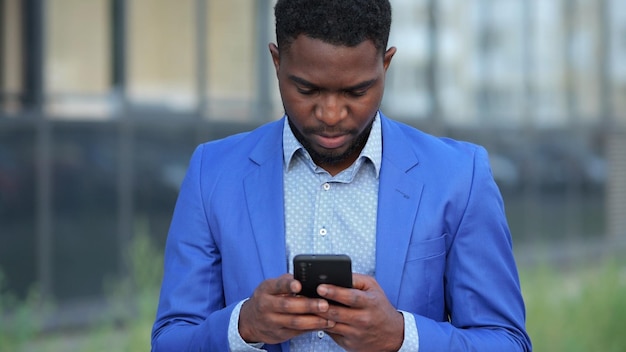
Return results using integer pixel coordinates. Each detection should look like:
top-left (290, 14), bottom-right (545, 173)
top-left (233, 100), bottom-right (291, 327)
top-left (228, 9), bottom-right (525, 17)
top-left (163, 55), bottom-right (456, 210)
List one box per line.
top-left (315, 93), bottom-right (347, 126)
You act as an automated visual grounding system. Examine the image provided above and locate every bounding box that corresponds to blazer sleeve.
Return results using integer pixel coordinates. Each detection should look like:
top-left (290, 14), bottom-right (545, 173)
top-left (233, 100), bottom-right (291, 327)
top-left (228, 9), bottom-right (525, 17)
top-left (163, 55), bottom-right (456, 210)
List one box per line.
top-left (414, 146), bottom-right (532, 351)
top-left (151, 144), bottom-right (234, 351)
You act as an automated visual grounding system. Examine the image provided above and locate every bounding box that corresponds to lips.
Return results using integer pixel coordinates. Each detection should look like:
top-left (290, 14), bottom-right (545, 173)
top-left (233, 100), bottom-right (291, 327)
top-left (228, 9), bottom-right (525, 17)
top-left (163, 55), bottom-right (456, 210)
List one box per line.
top-left (315, 133), bottom-right (349, 149)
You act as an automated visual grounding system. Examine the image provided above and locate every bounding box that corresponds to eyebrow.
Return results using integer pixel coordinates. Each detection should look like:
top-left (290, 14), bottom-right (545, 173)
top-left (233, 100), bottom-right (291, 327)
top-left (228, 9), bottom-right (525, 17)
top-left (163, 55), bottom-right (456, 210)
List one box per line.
top-left (288, 75), bottom-right (378, 91)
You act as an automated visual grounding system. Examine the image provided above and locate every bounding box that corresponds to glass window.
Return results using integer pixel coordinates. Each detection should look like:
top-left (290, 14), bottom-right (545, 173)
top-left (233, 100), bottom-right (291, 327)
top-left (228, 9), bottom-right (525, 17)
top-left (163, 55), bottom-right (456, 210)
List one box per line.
top-left (609, 0), bottom-right (626, 125)
top-left (45, 0), bottom-right (111, 118)
top-left (1, 0), bottom-right (23, 113)
top-left (132, 126), bottom-right (197, 249)
top-left (566, 0), bottom-right (602, 124)
top-left (383, 0), bottom-right (430, 120)
top-left (0, 126), bottom-right (37, 298)
top-left (127, 0), bottom-right (196, 113)
top-left (51, 125), bottom-right (120, 300)
top-left (127, 0), bottom-right (272, 121)
top-left (529, 0), bottom-right (567, 127)
top-left (206, 0), bottom-right (259, 121)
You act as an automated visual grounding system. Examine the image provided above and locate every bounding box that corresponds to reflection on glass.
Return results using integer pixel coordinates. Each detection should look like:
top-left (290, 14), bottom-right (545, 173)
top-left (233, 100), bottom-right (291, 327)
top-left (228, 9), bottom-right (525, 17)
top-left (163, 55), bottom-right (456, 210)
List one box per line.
top-left (0, 127), bottom-right (36, 297)
top-left (51, 126), bottom-right (119, 300)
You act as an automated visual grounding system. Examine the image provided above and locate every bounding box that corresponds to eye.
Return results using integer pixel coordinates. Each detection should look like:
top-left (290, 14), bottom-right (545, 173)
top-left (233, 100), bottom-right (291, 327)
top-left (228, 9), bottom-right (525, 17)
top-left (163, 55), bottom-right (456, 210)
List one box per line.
top-left (346, 89), bottom-right (367, 97)
top-left (297, 87), bottom-right (318, 95)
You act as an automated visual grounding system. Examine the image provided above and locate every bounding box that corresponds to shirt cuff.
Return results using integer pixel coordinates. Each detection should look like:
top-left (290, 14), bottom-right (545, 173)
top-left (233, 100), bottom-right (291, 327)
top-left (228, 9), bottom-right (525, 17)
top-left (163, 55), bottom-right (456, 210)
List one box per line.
top-left (227, 299), bottom-right (265, 351)
top-left (397, 310), bottom-right (419, 352)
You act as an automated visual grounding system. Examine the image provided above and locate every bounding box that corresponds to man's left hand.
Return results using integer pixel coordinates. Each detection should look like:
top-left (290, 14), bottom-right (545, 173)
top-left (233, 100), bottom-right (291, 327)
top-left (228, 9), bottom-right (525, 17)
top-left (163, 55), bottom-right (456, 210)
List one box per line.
top-left (316, 273), bottom-right (405, 352)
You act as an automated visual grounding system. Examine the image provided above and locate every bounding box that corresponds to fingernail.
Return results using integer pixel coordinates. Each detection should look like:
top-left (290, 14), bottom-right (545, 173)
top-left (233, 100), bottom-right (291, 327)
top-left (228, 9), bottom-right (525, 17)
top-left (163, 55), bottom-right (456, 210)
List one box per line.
top-left (319, 299), bottom-right (329, 312)
top-left (317, 285), bottom-right (327, 295)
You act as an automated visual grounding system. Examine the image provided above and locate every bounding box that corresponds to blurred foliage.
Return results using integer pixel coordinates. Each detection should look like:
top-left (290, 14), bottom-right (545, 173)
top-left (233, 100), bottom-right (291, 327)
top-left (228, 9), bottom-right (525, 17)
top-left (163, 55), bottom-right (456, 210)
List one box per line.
top-left (0, 271), bottom-right (50, 350)
top-left (0, 217), bottom-right (163, 352)
top-left (523, 257), bottom-right (626, 352)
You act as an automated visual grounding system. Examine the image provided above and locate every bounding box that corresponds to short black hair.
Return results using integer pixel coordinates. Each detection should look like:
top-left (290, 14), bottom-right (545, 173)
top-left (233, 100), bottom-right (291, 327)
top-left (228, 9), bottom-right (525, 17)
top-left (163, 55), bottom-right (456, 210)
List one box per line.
top-left (274, 0), bottom-right (392, 54)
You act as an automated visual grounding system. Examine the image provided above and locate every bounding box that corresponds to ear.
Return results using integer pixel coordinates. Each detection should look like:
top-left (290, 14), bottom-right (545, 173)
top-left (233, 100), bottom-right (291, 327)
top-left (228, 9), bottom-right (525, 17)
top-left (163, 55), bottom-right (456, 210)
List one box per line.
top-left (383, 46), bottom-right (397, 72)
top-left (269, 43), bottom-right (281, 74)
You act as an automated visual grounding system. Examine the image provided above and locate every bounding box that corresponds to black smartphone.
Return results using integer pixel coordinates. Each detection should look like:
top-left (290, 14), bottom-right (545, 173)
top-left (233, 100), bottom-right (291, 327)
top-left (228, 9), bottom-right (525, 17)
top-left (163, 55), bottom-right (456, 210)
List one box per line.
top-left (293, 254), bottom-right (352, 301)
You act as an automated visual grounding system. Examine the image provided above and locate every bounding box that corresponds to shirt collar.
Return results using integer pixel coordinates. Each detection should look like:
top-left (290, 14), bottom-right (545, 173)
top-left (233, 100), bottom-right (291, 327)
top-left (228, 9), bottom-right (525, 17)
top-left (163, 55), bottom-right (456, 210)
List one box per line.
top-left (282, 112), bottom-right (382, 178)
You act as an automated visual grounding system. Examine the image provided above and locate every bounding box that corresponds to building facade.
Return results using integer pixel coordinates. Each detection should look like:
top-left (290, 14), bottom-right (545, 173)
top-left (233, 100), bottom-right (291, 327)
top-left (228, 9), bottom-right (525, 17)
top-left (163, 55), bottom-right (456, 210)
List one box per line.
top-left (1, 0), bottom-right (624, 307)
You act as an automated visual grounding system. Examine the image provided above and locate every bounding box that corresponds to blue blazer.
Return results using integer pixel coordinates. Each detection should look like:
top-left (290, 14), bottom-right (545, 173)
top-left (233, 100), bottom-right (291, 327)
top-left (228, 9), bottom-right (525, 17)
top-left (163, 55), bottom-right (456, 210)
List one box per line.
top-left (152, 114), bottom-right (531, 351)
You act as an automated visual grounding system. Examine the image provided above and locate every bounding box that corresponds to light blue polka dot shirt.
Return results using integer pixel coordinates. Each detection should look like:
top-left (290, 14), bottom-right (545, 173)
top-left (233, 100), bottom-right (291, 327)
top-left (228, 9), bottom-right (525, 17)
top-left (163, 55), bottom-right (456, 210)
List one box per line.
top-left (283, 114), bottom-right (381, 278)
top-left (228, 113), bottom-right (419, 351)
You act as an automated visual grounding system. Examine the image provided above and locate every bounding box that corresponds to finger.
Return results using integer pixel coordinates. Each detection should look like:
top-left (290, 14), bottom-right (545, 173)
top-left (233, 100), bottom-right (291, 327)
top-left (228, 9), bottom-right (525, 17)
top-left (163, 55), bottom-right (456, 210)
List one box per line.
top-left (258, 273), bottom-right (299, 295)
top-left (277, 312), bottom-right (337, 332)
top-left (351, 273), bottom-right (377, 290)
top-left (271, 295), bottom-right (330, 315)
top-left (241, 294), bottom-right (334, 343)
top-left (317, 284), bottom-right (362, 308)
top-left (253, 297), bottom-right (336, 332)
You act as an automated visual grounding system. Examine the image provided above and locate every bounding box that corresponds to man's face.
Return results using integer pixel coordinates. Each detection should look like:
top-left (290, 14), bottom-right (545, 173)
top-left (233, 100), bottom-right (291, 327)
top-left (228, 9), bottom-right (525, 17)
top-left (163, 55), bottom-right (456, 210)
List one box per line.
top-left (270, 36), bottom-right (396, 175)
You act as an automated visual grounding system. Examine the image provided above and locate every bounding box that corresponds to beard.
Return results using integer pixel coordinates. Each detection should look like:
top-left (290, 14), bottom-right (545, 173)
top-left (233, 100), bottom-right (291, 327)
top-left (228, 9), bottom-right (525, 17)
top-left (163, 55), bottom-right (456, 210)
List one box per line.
top-left (288, 117), bottom-right (374, 167)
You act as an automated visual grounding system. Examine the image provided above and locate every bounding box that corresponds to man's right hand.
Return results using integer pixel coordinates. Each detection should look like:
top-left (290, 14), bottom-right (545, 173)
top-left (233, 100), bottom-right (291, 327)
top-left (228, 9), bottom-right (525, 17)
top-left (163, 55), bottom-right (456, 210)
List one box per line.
top-left (238, 273), bottom-right (336, 344)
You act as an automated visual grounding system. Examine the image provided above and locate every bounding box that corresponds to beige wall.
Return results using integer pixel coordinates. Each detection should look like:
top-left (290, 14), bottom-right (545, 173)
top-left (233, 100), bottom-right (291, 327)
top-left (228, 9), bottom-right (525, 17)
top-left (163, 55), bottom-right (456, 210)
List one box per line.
top-left (128, 0), bottom-right (196, 107)
top-left (207, 0), bottom-right (256, 100)
top-left (127, 0), bottom-right (258, 117)
top-left (46, 0), bottom-right (110, 94)
top-left (2, 0), bottom-right (23, 94)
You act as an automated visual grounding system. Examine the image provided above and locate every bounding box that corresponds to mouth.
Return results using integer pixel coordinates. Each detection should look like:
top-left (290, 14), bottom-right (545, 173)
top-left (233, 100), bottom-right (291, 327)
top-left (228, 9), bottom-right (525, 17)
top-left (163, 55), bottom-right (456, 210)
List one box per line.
top-left (315, 133), bottom-right (350, 150)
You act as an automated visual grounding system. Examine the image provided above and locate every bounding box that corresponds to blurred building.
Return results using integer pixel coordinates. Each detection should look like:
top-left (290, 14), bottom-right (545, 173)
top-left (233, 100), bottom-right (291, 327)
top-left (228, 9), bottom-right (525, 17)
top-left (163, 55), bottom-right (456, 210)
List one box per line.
top-left (385, 0), bottom-right (626, 128)
top-left (1, 0), bottom-right (625, 312)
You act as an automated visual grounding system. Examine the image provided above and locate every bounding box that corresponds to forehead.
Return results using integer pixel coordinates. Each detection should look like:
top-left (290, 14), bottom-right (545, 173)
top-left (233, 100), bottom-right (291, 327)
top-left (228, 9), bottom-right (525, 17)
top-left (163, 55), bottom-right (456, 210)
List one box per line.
top-left (280, 36), bottom-right (383, 85)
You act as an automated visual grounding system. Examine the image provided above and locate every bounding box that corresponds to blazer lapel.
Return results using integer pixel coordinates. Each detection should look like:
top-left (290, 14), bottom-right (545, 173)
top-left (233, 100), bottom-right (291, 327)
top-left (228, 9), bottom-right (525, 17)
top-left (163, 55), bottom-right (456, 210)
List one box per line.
top-left (240, 116), bottom-right (424, 306)
top-left (243, 120), bottom-right (289, 280)
top-left (375, 116), bottom-right (424, 306)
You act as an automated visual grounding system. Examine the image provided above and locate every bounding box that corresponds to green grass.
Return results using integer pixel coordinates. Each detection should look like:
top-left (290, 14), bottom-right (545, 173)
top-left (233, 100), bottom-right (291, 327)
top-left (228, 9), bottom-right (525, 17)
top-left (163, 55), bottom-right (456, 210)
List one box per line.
top-left (2, 237), bottom-right (625, 351)
top-left (522, 258), bottom-right (626, 351)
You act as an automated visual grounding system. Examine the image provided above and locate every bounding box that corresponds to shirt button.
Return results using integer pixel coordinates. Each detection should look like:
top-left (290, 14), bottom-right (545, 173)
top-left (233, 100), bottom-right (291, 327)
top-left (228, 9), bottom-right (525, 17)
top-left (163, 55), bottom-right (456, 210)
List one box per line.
top-left (319, 228), bottom-right (327, 236)
top-left (323, 183), bottom-right (331, 191)
top-left (317, 331), bottom-right (325, 339)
